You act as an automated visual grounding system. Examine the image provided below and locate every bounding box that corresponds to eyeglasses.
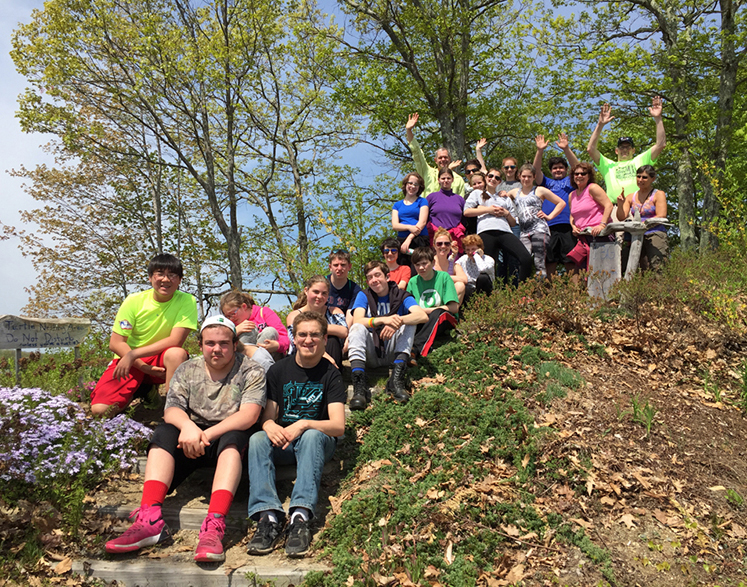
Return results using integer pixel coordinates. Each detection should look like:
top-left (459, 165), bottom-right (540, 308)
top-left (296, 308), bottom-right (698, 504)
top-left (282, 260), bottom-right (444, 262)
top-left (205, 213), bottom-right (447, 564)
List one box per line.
top-left (383, 248), bottom-right (398, 254)
top-left (295, 331), bottom-right (322, 340)
top-left (636, 175), bottom-right (651, 179)
top-left (152, 271), bottom-right (180, 280)
top-left (434, 241), bottom-right (451, 247)
top-left (504, 165), bottom-right (516, 170)
top-left (487, 173), bottom-right (500, 179)
top-left (406, 181), bottom-right (420, 186)
top-left (224, 308), bottom-right (240, 320)
top-left (573, 172), bottom-right (589, 177)
top-left (465, 168), bottom-right (480, 174)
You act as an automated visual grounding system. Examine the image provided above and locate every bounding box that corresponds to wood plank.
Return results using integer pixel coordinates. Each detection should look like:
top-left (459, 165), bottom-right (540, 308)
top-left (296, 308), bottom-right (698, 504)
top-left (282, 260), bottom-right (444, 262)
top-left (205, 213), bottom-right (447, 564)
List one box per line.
top-left (72, 559), bottom-right (330, 587)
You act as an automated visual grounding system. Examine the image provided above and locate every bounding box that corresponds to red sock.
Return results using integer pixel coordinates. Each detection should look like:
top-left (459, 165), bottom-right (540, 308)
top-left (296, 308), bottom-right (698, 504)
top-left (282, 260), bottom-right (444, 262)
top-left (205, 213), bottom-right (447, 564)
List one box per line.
top-left (207, 489), bottom-right (234, 518)
top-left (141, 480), bottom-right (169, 507)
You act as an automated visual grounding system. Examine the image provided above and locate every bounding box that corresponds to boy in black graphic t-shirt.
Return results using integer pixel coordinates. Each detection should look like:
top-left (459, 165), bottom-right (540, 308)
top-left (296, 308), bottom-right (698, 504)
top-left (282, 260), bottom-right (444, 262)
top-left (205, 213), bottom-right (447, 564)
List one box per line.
top-left (246, 311), bottom-right (346, 558)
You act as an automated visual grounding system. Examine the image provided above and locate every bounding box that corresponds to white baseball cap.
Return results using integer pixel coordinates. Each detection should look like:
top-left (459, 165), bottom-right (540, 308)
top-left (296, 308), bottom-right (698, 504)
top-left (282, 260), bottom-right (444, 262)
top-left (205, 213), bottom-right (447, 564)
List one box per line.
top-left (200, 315), bottom-right (237, 333)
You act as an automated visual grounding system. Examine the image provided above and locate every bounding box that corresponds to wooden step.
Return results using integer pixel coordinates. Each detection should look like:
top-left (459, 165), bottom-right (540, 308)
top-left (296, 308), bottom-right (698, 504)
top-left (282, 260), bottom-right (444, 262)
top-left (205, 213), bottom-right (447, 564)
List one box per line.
top-left (132, 456), bottom-right (338, 480)
top-left (73, 558), bottom-right (330, 587)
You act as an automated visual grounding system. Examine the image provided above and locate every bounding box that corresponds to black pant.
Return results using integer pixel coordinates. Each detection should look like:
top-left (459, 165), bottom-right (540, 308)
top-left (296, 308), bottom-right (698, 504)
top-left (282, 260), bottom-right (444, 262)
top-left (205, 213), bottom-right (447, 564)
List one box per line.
top-left (463, 274), bottom-right (493, 306)
top-left (412, 309), bottom-right (457, 356)
top-left (480, 230), bottom-right (533, 285)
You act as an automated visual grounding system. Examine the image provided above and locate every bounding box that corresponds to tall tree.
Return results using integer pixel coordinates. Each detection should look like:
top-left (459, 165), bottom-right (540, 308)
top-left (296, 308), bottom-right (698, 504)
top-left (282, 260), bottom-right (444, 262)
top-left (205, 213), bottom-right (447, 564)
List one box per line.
top-left (12, 0), bottom-right (361, 296)
top-left (334, 0), bottom-right (546, 164)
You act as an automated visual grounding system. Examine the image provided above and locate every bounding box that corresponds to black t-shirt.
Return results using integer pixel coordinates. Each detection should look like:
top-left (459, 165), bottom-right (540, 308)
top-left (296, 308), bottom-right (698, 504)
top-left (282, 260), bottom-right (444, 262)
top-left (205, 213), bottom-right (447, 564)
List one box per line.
top-left (266, 355), bottom-right (346, 427)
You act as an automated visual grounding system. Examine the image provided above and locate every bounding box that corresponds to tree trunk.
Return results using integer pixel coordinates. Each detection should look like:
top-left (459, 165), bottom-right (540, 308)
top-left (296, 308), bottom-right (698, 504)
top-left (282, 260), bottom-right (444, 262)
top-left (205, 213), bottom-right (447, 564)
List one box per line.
top-left (702, 0), bottom-right (740, 253)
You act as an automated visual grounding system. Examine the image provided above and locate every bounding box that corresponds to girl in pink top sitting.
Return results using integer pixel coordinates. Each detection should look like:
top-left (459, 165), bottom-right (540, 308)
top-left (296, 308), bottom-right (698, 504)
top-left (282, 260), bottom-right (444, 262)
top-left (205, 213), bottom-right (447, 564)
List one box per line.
top-left (219, 291), bottom-right (290, 358)
top-left (568, 162), bottom-right (613, 281)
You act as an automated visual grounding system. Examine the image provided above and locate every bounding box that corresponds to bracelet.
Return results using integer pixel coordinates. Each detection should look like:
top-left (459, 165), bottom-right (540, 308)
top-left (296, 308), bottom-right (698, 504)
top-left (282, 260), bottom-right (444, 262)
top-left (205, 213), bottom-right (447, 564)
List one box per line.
top-left (369, 317), bottom-right (375, 328)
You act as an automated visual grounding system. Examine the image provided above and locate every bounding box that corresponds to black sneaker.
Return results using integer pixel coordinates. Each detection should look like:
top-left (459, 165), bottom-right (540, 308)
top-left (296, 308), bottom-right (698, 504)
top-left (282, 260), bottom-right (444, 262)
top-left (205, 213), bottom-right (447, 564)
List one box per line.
top-left (246, 516), bottom-right (283, 555)
top-left (285, 518), bottom-right (311, 558)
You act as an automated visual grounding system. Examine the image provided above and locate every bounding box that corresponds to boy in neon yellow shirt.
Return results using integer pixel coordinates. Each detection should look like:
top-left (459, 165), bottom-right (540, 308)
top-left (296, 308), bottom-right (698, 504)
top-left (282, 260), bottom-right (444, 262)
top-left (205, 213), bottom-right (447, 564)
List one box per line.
top-left (91, 254), bottom-right (198, 417)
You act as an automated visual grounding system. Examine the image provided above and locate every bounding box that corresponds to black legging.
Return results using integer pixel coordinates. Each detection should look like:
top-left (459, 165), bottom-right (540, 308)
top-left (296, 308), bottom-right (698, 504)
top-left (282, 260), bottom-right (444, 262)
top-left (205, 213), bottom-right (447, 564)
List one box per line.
top-left (480, 230), bottom-right (533, 285)
top-left (326, 335), bottom-right (343, 369)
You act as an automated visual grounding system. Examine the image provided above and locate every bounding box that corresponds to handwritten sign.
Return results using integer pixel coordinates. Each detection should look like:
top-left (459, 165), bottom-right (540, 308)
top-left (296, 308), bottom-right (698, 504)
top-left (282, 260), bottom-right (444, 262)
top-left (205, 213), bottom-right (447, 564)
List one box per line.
top-left (0, 315), bottom-right (91, 350)
top-left (588, 241), bottom-right (621, 299)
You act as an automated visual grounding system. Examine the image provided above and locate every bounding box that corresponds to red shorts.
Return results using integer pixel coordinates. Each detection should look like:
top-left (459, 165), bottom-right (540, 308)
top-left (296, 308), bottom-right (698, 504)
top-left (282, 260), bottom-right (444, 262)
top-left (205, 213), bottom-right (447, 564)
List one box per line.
top-left (90, 350), bottom-right (169, 408)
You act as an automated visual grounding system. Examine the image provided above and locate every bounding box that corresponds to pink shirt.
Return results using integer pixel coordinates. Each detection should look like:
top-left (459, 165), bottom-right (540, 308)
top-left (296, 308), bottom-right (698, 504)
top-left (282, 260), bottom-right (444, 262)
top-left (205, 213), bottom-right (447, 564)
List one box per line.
top-left (249, 305), bottom-right (290, 354)
top-left (570, 185), bottom-right (605, 230)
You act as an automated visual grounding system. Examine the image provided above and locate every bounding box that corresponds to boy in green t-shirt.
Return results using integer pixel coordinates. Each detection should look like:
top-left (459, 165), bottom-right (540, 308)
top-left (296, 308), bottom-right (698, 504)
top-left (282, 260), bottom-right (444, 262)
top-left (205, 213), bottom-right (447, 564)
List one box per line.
top-left (406, 247), bottom-right (459, 359)
top-left (90, 254), bottom-right (198, 417)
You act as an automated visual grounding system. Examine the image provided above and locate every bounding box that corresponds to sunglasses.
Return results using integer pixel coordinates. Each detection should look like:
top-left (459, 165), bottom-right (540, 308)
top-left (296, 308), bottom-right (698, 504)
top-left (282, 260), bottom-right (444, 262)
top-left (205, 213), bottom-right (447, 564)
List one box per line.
top-left (487, 173), bottom-right (500, 179)
top-left (383, 248), bottom-right (398, 254)
top-left (573, 172), bottom-right (589, 177)
top-left (434, 241), bottom-right (451, 247)
top-left (406, 181), bottom-right (420, 186)
top-left (465, 168), bottom-right (480, 174)
top-left (504, 165), bottom-right (516, 170)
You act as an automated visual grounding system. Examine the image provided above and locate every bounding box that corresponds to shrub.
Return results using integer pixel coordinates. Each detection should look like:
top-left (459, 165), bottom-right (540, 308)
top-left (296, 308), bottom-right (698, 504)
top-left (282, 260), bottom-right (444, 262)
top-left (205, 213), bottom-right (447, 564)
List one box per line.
top-left (0, 387), bottom-right (151, 529)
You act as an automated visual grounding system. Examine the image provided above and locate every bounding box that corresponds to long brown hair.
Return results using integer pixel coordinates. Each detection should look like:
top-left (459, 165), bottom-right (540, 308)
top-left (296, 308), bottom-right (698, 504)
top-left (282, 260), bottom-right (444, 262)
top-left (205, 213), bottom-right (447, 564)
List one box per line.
top-left (292, 275), bottom-right (330, 310)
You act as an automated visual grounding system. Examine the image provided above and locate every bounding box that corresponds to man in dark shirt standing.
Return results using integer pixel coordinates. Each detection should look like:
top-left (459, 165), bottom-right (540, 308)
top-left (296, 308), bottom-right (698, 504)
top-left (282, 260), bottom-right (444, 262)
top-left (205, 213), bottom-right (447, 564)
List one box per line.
top-left (245, 311), bottom-right (347, 558)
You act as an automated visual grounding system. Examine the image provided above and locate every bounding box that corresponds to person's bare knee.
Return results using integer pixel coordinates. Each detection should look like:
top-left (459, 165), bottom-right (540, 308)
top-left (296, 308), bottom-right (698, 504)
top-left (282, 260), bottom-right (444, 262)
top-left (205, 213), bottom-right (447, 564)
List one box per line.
top-left (91, 403), bottom-right (121, 418)
top-left (163, 346), bottom-right (188, 367)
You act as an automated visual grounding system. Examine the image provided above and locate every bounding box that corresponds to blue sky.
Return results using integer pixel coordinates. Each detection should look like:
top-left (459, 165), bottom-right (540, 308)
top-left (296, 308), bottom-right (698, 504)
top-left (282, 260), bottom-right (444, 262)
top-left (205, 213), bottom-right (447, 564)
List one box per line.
top-left (0, 0), bottom-right (51, 316)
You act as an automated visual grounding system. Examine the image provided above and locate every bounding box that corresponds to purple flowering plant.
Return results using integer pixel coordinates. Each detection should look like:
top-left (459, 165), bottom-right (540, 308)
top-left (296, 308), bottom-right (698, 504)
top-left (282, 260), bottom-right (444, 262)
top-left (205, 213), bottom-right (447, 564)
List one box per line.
top-left (0, 387), bottom-right (151, 525)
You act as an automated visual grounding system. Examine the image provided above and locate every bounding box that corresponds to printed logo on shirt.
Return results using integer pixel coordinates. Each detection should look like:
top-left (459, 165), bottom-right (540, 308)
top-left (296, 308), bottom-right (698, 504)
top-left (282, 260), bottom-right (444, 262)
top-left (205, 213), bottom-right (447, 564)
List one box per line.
top-left (614, 162), bottom-right (637, 184)
top-left (282, 381), bottom-right (325, 422)
top-left (119, 320), bottom-right (133, 331)
top-left (419, 289), bottom-right (442, 309)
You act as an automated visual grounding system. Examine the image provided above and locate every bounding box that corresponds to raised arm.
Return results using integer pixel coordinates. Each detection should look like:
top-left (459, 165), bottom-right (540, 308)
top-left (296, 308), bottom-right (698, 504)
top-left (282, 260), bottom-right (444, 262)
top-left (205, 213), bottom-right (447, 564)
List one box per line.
top-left (556, 133), bottom-right (580, 169)
top-left (615, 190), bottom-right (632, 221)
top-left (649, 96), bottom-right (666, 161)
top-left (533, 135), bottom-right (549, 184)
top-left (405, 112), bottom-right (418, 144)
top-left (587, 103), bottom-right (614, 165)
top-left (475, 138), bottom-right (488, 173)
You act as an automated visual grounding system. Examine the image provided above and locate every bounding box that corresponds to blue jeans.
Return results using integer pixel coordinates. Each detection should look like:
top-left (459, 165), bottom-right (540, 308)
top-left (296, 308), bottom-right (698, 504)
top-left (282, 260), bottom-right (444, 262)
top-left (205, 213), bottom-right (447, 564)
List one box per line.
top-left (246, 429), bottom-right (337, 521)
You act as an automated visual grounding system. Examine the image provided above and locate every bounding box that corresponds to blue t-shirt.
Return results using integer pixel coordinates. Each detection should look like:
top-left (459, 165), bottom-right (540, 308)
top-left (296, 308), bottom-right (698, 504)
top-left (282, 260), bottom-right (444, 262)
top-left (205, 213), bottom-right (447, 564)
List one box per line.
top-left (327, 278), bottom-right (362, 313)
top-left (351, 291), bottom-right (417, 317)
top-left (540, 176), bottom-right (572, 226)
top-left (393, 198), bottom-right (429, 238)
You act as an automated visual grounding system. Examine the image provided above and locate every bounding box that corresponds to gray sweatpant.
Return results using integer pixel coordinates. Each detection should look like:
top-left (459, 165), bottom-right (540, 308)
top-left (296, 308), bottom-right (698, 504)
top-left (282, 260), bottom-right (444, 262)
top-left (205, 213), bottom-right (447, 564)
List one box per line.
top-left (347, 323), bottom-right (415, 368)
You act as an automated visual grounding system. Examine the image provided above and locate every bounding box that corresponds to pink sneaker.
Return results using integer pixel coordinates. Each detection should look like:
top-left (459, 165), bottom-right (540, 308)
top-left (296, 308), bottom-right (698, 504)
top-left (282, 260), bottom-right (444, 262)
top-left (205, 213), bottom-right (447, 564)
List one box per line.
top-left (194, 513), bottom-right (226, 562)
top-left (105, 505), bottom-right (170, 554)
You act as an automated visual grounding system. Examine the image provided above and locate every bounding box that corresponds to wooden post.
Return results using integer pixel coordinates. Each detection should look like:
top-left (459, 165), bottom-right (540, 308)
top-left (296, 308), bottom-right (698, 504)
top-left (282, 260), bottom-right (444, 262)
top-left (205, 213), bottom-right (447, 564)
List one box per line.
top-left (15, 348), bottom-right (21, 387)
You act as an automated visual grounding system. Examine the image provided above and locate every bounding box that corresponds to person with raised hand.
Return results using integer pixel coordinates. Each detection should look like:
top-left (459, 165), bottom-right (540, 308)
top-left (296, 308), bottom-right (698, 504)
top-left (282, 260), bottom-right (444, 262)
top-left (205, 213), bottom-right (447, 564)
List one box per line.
top-left (533, 133), bottom-right (580, 278)
top-left (586, 96), bottom-right (666, 201)
top-left (405, 112), bottom-right (466, 197)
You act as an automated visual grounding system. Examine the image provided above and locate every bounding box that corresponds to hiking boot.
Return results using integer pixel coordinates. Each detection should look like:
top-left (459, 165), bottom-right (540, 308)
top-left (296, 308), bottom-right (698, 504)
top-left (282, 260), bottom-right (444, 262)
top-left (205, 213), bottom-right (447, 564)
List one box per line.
top-left (349, 370), bottom-right (369, 411)
top-left (105, 505), bottom-right (170, 554)
top-left (246, 515), bottom-right (283, 555)
top-left (386, 362), bottom-right (410, 403)
top-left (285, 517), bottom-right (311, 558)
top-left (194, 513), bottom-right (226, 562)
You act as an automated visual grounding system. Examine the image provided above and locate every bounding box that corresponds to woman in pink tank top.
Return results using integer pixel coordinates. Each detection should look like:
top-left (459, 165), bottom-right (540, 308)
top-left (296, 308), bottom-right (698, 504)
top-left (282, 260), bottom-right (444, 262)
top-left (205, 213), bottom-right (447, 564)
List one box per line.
top-left (567, 162), bottom-right (613, 278)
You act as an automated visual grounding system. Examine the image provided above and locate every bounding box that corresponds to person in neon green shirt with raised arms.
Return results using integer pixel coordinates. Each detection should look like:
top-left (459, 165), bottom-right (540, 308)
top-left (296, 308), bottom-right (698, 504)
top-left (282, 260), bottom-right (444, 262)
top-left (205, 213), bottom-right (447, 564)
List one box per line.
top-left (586, 96), bottom-right (666, 202)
